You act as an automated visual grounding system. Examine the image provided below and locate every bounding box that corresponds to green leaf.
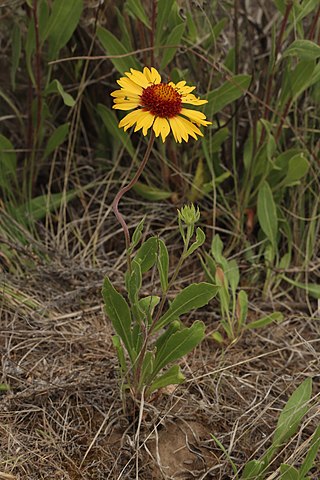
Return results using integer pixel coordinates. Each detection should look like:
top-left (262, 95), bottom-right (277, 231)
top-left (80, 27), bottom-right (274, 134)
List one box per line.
top-left (14, 190), bottom-right (78, 225)
top-left (155, 283), bottom-right (218, 332)
top-left (281, 276), bottom-right (320, 299)
top-left (280, 464), bottom-right (299, 480)
top-left (243, 123), bottom-right (262, 171)
top-left (148, 364), bottom-right (185, 395)
top-left (236, 290), bottom-right (248, 328)
top-left (134, 237), bottom-right (158, 273)
top-left (211, 234), bottom-right (224, 263)
top-left (280, 61), bottom-right (315, 105)
top-left (272, 378), bottom-right (312, 448)
top-left (43, 123), bottom-right (69, 158)
top-left (102, 276), bottom-right (133, 357)
top-left (133, 181), bottom-right (172, 200)
top-left (245, 312), bottom-right (283, 330)
top-left (129, 217), bottom-right (145, 252)
top-left (97, 26), bottom-right (140, 74)
top-left (160, 23), bottom-right (185, 69)
top-left (0, 134), bottom-right (17, 191)
top-left (282, 153), bottom-right (309, 186)
top-left (46, 79), bottom-right (76, 107)
top-left (97, 104), bottom-right (135, 158)
top-left (226, 259), bottom-right (240, 295)
top-left (299, 425), bottom-right (320, 478)
top-left (125, 259), bottom-right (142, 307)
top-left (38, 0), bottom-right (50, 43)
top-left (153, 321), bottom-right (205, 374)
top-left (125, 0), bottom-right (150, 28)
top-left (157, 239), bottom-right (169, 293)
top-left (257, 181), bottom-right (278, 248)
top-left (138, 296), bottom-right (160, 320)
top-left (241, 460), bottom-right (265, 479)
top-left (186, 227), bottom-right (206, 257)
top-left (155, 320), bottom-right (181, 352)
top-left (205, 75), bottom-right (251, 116)
top-left (44, 0), bottom-right (83, 59)
top-left (283, 40), bottom-right (320, 61)
top-left (11, 24), bottom-right (21, 90)
top-left (188, 158), bottom-right (206, 202)
top-left (211, 331), bottom-right (224, 344)
top-left (0, 383), bottom-right (10, 391)
top-left (155, 0), bottom-right (175, 45)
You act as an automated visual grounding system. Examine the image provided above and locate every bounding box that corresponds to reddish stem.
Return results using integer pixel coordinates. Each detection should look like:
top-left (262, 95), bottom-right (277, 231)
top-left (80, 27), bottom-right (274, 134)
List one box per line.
top-left (112, 132), bottom-right (155, 252)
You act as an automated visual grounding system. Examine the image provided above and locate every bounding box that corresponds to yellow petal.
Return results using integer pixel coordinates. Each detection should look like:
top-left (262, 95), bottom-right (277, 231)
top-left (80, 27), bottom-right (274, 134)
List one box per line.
top-left (177, 116), bottom-right (203, 139)
top-left (174, 81), bottom-right (186, 89)
top-left (117, 77), bottom-right (143, 95)
top-left (181, 94), bottom-right (207, 105)
top-left (143, 67), bottom-right (161, 84)
top-left (171, 116), bottom-right (189, 142)
top-left (177, 85), bottom-right (196, 95)
top-left (119, 109), bottom-right (146, 131)
top-left (134, 111), bottom-right (155, 136)
top-left (113, 102), bottom-right (140, 110)
top-left (180, 108), bottom-right (212, 126)
top-left (168, 117), bottom-right (183, 143)
top-left (111, 91), bottom-right (141, 101)
top-left (152, 117), bottom-right (170, 142)
top-left (127, 68), bottom-right (150, 88)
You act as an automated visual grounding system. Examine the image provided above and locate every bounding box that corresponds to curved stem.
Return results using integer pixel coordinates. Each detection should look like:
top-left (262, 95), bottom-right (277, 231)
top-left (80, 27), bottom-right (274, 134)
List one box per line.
top-left (112, 132), bottom-right (155, 254)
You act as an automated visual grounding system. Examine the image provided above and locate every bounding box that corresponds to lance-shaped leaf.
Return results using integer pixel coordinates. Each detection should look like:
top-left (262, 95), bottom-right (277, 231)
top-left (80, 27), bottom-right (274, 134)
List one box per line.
top-left (157, 239), bottom-right (169, 293)
top-left (299, 425), bottom-right (320, 478)
top-left (205, 74), bottom-right (251, 116)
top-left (279, 464), bottom-right (299, 480)
top-left (152, 321), bottom-right (205, 375)
top-left (245, 312), bottom-right (283, 330)
top-left (130, 217), bottom-right (145, 252)
top-left (97, 26), bottom-right (140, 74)
top-left (155, 283), bottom-right (218, 332)
top-left (155, 320), bottom-right (181, 352)
top-left (134, 237), bottom-right (158, 273)
top-left (102, 276), bottom-right (133, 357)
top-left (44, 0), bottom-right (83, 60)
top-left (236, 290), bottom-right (248, 329)
top-left (186, 227), bottom-right (206, 257)
top-left (240, 460), bottom-right (265, 479)
top-left (257, 181), bottom-right (278, 249)
top-left (147, 365), bottom-right (185, 396)
top-left (43, 123), bottom-right (70, 159)
top-left (157, 284), bottom-right (217, 332)
top-left (272, 377), bottom-right (312, 448)
top-left (160, 23), bottom-right (185, 69)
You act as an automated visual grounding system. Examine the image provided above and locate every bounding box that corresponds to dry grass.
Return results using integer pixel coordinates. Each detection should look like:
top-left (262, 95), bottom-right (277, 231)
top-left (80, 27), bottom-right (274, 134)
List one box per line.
top-left (1, 215), bottom-right (319, 479)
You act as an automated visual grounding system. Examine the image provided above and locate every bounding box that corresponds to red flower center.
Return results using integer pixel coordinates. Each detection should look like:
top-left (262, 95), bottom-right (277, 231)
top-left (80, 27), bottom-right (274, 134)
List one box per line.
top-left (140, 83), bottom-right (182, 118)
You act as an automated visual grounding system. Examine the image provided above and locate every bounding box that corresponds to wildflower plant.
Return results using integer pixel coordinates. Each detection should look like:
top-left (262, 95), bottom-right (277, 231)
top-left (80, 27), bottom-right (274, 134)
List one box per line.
top-left (102, 68), bottom-right (216, 402)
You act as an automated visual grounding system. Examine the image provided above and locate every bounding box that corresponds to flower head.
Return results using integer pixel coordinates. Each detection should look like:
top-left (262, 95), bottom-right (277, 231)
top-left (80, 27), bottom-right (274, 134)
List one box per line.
top-left (178, 204), bottom-right (200, 226)
top-left (111, 67), bottom-right (211, 143)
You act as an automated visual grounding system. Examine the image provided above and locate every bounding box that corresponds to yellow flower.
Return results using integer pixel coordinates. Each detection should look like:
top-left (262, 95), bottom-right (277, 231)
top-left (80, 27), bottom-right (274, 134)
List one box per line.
top-left (111, 67), bottom-right (211, 143)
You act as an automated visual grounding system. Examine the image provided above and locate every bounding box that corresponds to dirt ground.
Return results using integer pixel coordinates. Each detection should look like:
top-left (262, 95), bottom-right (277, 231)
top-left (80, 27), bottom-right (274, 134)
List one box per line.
top-left (1, 258), bottom-right (319, 479)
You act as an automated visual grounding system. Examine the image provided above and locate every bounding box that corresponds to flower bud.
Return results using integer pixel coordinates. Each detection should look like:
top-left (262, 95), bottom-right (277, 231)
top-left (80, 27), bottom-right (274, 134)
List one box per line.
top-left (177, 204), bottom-right (200, 226)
